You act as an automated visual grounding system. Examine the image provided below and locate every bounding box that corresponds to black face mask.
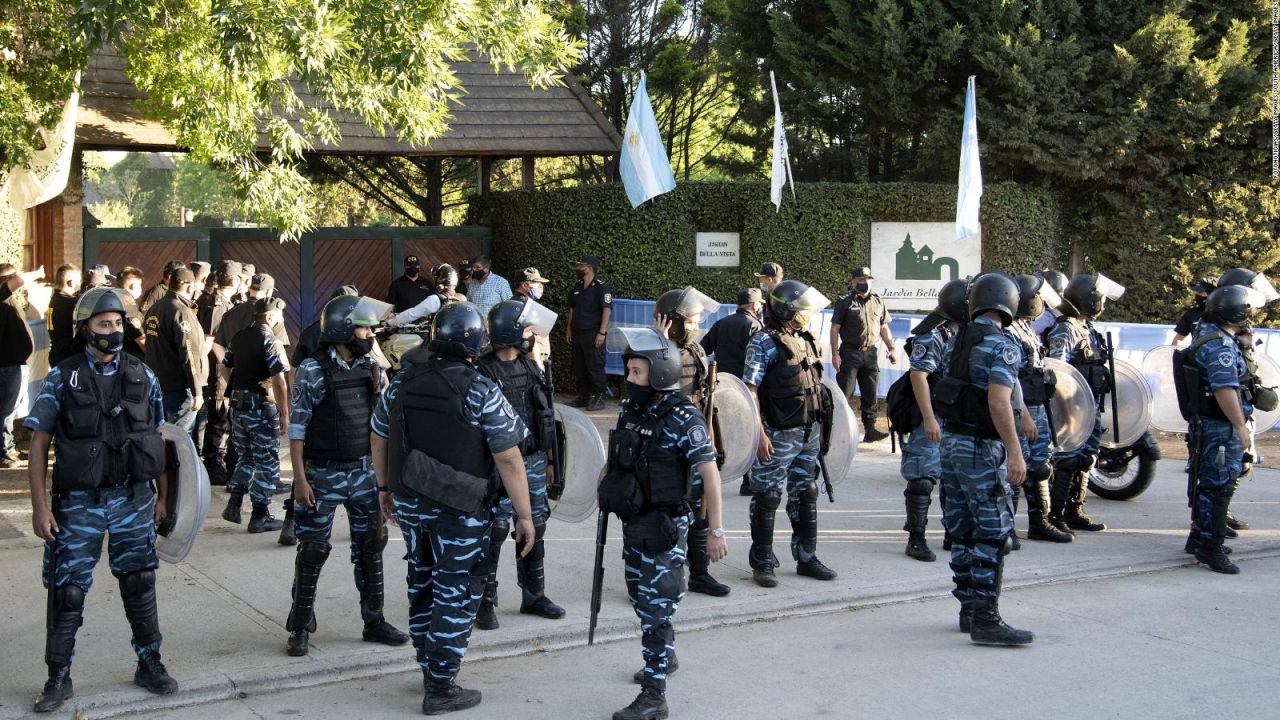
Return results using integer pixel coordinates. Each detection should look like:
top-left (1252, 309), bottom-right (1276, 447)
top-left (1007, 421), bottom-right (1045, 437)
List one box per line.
top-left (347, 336), bottom-right (374, 359)
top-left (1193, 296), bottom-right (1206, 309)
top-left (89, 330), bottom-right (125, 354)
top-left (406, 268), bottom-right (420, 279)
top-left (625, 381), bottom-right (654, 407)
top-left (518, 336), bottom-right (536, 353)
top-left (576, 269), bottom-right (587, 280)
top-left (471, 269), bottom-right (487, 282)
top-left (854, 282), bottom-right (870, 295)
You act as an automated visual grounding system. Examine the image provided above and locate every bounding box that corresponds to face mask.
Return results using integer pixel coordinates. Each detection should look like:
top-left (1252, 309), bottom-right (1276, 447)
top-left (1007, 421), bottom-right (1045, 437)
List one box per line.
top-left (347, 336), bottom-right (374, 359)
top-left (759, 282), bottom-right (769, 292)
top-left (854, 282), bottom-right (870, 295)
top-left (1194, 296), bottom-right (1206, 309)
top-left (625, 381), bottom-right (654, 407)
top-left (682, 322), bottom-right (701, 344)
top-left (577, 269), bottom-right (587, 280)
top-left (472, 269), bottom-right (487, 282)
top-left (529, 285), bottom-right (544, 300)
top-left (89, 330), bottom-right (125, 354)
top-left (793, 311), bottom-right (813, 330)
top-left (519, 336), bottom-right (536, 353)
top-left (406, 268), bottom-right (419, 279)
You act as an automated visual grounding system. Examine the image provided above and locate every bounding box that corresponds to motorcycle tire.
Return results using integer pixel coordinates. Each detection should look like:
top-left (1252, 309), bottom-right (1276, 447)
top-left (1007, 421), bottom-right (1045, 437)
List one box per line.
top-left (1088, 447), bottom-right (1157, 500)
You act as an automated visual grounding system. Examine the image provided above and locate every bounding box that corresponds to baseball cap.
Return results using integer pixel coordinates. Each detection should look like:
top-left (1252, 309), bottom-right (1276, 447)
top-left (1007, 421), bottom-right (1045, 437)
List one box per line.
top-left (189, 261), bottom-right (211, 281)
top-left (91, 263), bottom-right (116, 281)
top-left (251, 273), bottom-right (275, 293)
top-left (850, 266), bottom-right (874, 281)
top-left (404, 255), bottom-right (421, 268)
top-left (522, 267), bottom-right (550, 283)
top-left (737, 288), bottom-right (763, 305)
top-left (169, 268), bottom-right (196, 286)
top-left (254, 297), bottom-right (286, 314)
top-left (215, 260), bottom-right (242, 279)
top-left (755, 262), bottom-right (783, 279)
top-left (573, 255), bottom-right (601, 271)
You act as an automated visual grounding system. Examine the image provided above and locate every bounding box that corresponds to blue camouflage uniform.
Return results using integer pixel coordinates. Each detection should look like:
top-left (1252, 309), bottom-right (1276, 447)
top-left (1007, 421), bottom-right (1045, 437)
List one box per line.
top-left (900, 324), bottom-right (955, 543)
top-left (371, 365), bottom-right (527, 687)
top-left (1045, 316), bottom-right (1106, 467)
top-left (493, 452), bottom-right (549, 523)
top-left (743, 331), bottom-right (821, 565)
top-left (615, 395), bottom-right (714, 694)
top-left (1009, 319), bottom-right (1053, 475)
top-left (1190, 322), bottom-right (1251, 546)
top-left (224, 327), bottom-right (289, 505)
top-left (26, 348), bottom-right (167, 659)
top-left (938, 316), bottom-right (1021, 609)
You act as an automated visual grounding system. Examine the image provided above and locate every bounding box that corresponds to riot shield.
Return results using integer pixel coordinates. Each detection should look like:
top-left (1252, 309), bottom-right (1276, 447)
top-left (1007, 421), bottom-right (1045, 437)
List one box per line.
top-left (156, 424), bottom-right (211, 564)
top-left (711, 373), bottom-right (760, 483)
top-left (819, 376), bottom-right (858, 487)
top-left (550, 405), bottom-right (606, 523)
top-left (1141, 345), bottom-right (1185, 433)
top-left (1252, 352), bottom-right (1280, 433)
top-left (1043, 358), bottom-right (1097, 454)
top-left (1099, 357), bottom-right (1152, 449)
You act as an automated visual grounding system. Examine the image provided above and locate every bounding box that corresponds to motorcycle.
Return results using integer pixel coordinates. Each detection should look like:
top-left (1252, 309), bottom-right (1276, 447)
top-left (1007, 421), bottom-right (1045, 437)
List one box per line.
top-left (1087, 430), bottom-right (1161, 501)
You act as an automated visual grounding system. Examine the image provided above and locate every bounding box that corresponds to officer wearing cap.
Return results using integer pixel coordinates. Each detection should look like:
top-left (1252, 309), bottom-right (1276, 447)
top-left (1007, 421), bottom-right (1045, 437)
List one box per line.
top-left (755, 262), bottom-right (784, 294)
top-left (831, 267), bottom-right (895, 442)
top-left (221, 297), bottom-right (291, 536)
top-left (370, 302), bottom-right (536, 716)
top-left (26, 287), bottom-right (178, 712)
top-left (214, 273), bottom-right (291, 356)
top-left (1172, 276), bottom-right (1218, 346)
top-left (514, 268), bottom-right (552, 367)
top-left (139, 260), bottom-right (186, 314)
top-left (388, 255), bottom-right (435, 313)
top-left (143, 267), bottom-right (206, 434)
top-left (196, 260), bottom-right (242, 484)
top-left (702, 288), bottom-right (765, 496)
top-left (283, 295), bottom-right (409, 654)
top-left (565, 255), bottom-right (612, 411)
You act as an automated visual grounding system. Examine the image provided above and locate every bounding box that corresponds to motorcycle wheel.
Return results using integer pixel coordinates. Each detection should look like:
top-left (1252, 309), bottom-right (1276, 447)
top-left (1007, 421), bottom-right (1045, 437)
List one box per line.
top-left (1088, 447), bottom-right (1157, 500)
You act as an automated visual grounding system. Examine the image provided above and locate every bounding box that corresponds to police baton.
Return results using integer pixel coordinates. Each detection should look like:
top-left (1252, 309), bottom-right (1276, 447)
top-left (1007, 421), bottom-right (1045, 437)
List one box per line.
top-left (544, 359), bottom-right (564, 500)
top-left (1105, 332), bottom-right (1120, 445)
top-left (587, 508), bottom-right (608, 645)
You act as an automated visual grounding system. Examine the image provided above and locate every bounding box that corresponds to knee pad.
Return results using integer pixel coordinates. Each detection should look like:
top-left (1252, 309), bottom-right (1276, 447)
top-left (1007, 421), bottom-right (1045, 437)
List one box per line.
top-left (532, 520), bottom-right (548, 543)
top-left (798, 485), bottom-right (819, 505)
top-left (905, 478), bottom-right (935, 497)
top-left (298, 540), bottom-right (332, 566)
top-left (55, 584), bottom-right (86, 613)
top-left (361, 527), bottom-right (389, 553)
top-left (753, 493), bottom-right (781, 512)
top-left (1026, 463), bottom-right (1052, 483)
top-left (1054, 456), bottom-right (1084, 475)
top-left (1000, 534), bottom-right (1014, 557)
top-left (120, 569), bottom-right (156, 598)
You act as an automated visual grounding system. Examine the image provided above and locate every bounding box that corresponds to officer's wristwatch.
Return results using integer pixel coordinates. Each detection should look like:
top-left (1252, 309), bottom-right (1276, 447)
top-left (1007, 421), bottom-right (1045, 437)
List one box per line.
top-left (710, 527), bottom-right (725, 538)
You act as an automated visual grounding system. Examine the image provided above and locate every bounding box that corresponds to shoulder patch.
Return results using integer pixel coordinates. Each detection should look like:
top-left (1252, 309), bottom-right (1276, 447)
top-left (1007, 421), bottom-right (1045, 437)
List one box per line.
top-left (743, 346), bottom-right (756, 367)
top-left (289, 383), bottom-right (304, 406)
top-left (1218, 351), bottom-right (1235, 368)
top-left (179, 319), bottom-right (191, 335)
top-left (603, 292), bottom-right (612, 303)
top-left (1049, 336), bottom-right (1068, 355)
top-left (687, 423), bottom-right (709, 447)
top-left (1001, 344), bottom-right (1020, 366)
top-left (911, 342), bottom-right (927, 360)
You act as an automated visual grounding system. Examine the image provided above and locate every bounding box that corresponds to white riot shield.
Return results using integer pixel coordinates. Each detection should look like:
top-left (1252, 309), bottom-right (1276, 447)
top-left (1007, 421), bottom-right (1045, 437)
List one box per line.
top-left (549, 405), bottom-right (606, 523)
top-left (711, 373), bottom-right (760, 483)
top-left (156, 424), bottom-right (210, 564)
top-left (820, 376), bottom-right (858, 487)
top-left (1099, 357), bottom-right (1152, 449)
top-left (1251, 352), bottom-right (1280, 433)
top-left (1043, 358), bottom-right (1097, 454)
top-left (1141, 345), bottom-right (1185, 433)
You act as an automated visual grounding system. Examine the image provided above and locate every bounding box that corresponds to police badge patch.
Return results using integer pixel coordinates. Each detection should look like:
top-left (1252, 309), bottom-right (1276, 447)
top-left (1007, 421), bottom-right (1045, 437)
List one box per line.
top-left (911, 342), bottom-right (927, 360)
top-left (688, 424), bottom-right (709, 447)
top-left (1218, 351), bottom-right (1235, 368)
top-left (743, 347), bottom-right (756, 367)
top-left (1001, 345), bottom-right (1020, 366)
top-left (1049, 336), bottom-right (1068, 356)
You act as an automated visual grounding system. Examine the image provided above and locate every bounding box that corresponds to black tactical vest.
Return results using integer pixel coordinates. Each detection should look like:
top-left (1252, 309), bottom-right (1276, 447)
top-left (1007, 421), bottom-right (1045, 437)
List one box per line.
top-left (1175, 330), bottom-right (1253, 420)
top-left (1010, 321), bottom-right (1053, 407)
top-left (758, 328), bottom-right (824, 429)
top-left (229, 324), bottom-right (274, 393)
top-left (52, 352), bottom-right (163, 491)
top-left (304, 351), bottom-right (377, 462)
top-left (611, 394), bottom-right (692, 512)
top-left (932, 323), bottom-right (1002, 439)
top-left (396, 357), bottom-right (497, 491)
top-left (477, 353), bottom-right (535, 424)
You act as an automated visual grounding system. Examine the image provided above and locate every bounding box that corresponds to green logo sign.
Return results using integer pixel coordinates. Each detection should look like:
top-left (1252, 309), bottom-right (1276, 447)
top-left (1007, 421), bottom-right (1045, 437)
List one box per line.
top-left (895, 234), bottom-right (960, 281)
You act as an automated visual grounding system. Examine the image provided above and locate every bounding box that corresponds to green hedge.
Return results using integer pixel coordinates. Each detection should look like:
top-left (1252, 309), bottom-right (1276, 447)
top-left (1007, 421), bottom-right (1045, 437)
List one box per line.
top-left (470, 180), bottom-right (1064, 392)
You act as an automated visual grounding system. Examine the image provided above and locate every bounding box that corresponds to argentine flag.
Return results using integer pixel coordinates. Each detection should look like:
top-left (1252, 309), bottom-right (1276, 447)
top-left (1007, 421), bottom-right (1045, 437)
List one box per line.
top-left (620, 73), bottom-right (676, 208)
top-left (955, 75), bottom-right (982, 242)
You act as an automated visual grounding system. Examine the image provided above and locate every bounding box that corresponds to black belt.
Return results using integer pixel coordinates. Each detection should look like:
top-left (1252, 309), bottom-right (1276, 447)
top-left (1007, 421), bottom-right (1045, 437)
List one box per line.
top-left (306, 458), bottom-right (366, 471)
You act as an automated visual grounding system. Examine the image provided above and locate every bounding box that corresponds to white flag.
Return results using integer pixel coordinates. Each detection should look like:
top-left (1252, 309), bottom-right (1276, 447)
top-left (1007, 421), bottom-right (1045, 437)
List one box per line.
top-left (619, 72), bottom-right (677, 208)
top-left (770, 71), bottom-right (795, 211)
top-left (8, 76), bottom-right (80, 211)
top-left (955, 75), bottom-right (982, 242)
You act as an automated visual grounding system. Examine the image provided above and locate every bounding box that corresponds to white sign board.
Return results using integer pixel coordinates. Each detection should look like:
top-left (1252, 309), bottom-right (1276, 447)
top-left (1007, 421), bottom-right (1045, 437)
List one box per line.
top-left (695, 232), bottom-right (740, 267)
top-left (870, 222), bottom-right (981, 311)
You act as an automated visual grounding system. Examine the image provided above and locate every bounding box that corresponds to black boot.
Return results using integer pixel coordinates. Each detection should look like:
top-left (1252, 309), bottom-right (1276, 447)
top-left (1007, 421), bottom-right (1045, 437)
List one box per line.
top-left (586, 393), bottom-right (605, 411)
top-left (33, 664), bottom-right (73, 713)
top-left (632, 651), bottom-right (678, 684)
top-left (687, 513), bottom-right (730, 596)
top-left (1184, 530), bottom-right (1232, 555)
top-left (612, 687), bottom-right (669, 720)
top-left (749, 494), bottom-right (781, 587)
top-left (476, 520), bottom-right (506, 630)
top-left (794, 487), bottom-right (837, 581)
top-left (1195, 490), bottom-right (1240, 575)
top-left (134, 651), bottom-right (179, 694)
top-left (422, 675), bottom-right (482, 715)
top-left (247, 502), bottom-right (283, 533)
top-left (1025, 477), bottom-right (1073, 543)
top-left (903, 480), bottom-right (936, 562)
top-left (1048, 463), bottom-right (1076, 534)
top-left (286, 541), bottom-right (329, 656)
top-left (120, 570), bottom-right (173, 692)
top-left (278, 498), bottom-right (297, 546)
top-left (355, 531), bottom-right (410, 645)
top-left (222, 491), bottom-right (244, 524)
top-left (950, 561), bottom-right (972, 633)
top-left (518, 521), bottom-right (567, 619)
top-left (1064, 470), bottom-right (1105, 531)
top-left (969, 601), bottom-right (1035, 646)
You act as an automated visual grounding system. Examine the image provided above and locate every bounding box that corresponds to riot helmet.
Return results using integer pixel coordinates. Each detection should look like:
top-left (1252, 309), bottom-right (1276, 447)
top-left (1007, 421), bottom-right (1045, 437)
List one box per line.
top-left (1061, 273), bottom-right (1125, 318)
top-left (765, 280), bottom-right (830, 328)
top-left (487, 298), bottom-right (558, 350)
top-left (433, 264), bottom-right (460, 294)
top-left (321, 295), bottom-right (391, 344)
top-left (968, 272), bottom-right (1019, 326)
top-left (1217, 268), bottom-right (1280, 303)
top-left (1014, 274), bottom-right (1062, 320)
top-left (428, 302), bottom-right (487, 358)
top-left (1036, 270), bottom-right (1068, 297)
top-left (935, 279), bottom-right (970, 323)
top-left (1204, 285), bottom-right (1266, 328)
top-left (72, 287), bottom-right (128, 330)
top-left (607, 326), bottom-right (682, 392)
top-left (655, 286), bottom-right (720, 344)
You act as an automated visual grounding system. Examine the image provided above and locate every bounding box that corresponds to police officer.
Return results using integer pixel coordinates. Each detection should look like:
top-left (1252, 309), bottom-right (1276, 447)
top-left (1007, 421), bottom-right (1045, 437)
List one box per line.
top-left (1010, 276), bottom-right (1073, 544)
top-left (701, 288), bottom-right (764, 496)
top-left (196, 260), bottom-right (242, 484)
top-left (1030, 270), bottom-right (1068, 337)
top-left (370, 302), bottom-right (536, 716)
top-left (139, 260), bottom-right (185, 314)
top-left (284, 295), bottom-right (409, 654)
top-left (1172, 276), bottom-right (1218, 346)
top-left (388, 254), bottom-right (436, 312)
top-left (47, 264), bottom-right (82, 366)
top-left (653, 286), bottom-right (731, 597)
top-left (565, 254), bottom-right (612, 411)
top-left (292, 285), bottom-right (358, 369)
top-left (831, 267), bottom-right (895, 442)
top-left (26, 287), bottom-right (178, 712)
top-left (143, 267), bottom-right (206, 434)
top-left (387, 264), bottom-right (466, 328)
top-left (513, 267), bottom-right (552, 367)
top-left (899, 279), bottom-right (968, 562)
top-left (600, 326), bottom-right (726, 720)
top-left (755, 261), bottom-right (783, 294)
top-left (474, 298), bottom-right (566, 629)
top-left (934, 272), bottom-right (1033, 646)
top-left (743, 279), bottom-right (838, 587)
top-left (1045, 273), bottom-right (1126, 534)
top-left (215, 273), bottom-right (291, 353)
top-left (221, 297), bottom-right (291, 535)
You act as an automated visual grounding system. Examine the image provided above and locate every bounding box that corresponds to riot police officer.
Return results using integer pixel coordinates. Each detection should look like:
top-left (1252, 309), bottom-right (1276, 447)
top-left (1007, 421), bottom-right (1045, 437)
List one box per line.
top-left (743, 280), bottom-right (838, 587)
top-left (370, 302), bottom-right (536, 716)
top-left (1045, 273), bottom-right (1126, 533)
top-left (1030, 270), bottom-right (1068, 337)
top-left (26, 287), bottom-right (178, 712)
top-left (284, 295), bottom-right (408, 654)
top-left (1010, 276), bottom-right (1073, 544)
top-left (221, 297), bottom-right (291, 535)
top-left (599, 326), bottom-right (727, 720)
top-left (653, 286), bottom-right (730, 597)
top-left (934, 273), bottom-right (1033, 645)
top-left (899, 279), bottom-right (968, 562)
top-left (701, 288), bottom-right (764, 497)
top-left (474, 298), bottom-right (565, 629)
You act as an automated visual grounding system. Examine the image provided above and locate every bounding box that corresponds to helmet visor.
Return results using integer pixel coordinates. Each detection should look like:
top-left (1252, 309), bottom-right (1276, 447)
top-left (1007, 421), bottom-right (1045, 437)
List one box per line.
top-left (670, 287), bottom-right (721, 323)
top-left (73, 287), bottom-right (130, 324)
top-left (607, 326), bottom-right (668, 355)
top-left (1095, 274), bottom-right (1126, 300)
top-left (1243, 286), bottom-right (1269, 310)
top-left (1248, 273), bottom-right (1280, 303)
top-left (1037, 281), bottom-right (1062, 310)
top-left (351, 297), bottom-right (393, 326)
top-left (793, 286), bottom-right (832, 312)
top-left (517, 299), bottom-right (558, 336)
